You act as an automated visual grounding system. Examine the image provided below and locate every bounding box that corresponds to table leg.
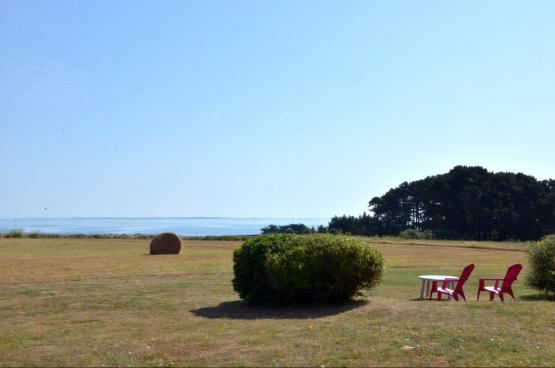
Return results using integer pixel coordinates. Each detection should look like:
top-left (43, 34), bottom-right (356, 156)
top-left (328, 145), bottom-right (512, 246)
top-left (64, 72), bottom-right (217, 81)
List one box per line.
top-left (425, 280), bottom-right (431, 298)
top-left (419, 280), bottom-right (426, 300)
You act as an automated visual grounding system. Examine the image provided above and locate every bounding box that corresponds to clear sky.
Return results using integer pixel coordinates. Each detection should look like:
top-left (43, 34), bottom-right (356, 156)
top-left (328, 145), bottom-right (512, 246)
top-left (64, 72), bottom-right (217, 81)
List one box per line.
top-left (1, 0), bottom-right (554, 218)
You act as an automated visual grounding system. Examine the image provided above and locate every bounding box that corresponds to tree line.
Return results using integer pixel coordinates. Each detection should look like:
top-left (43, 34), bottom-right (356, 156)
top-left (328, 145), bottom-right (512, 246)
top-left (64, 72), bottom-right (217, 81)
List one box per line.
top-left (263, 166), bottom-right (555, 241)
top-left (261, 223), bottom-right (329, 235)
top-left (329, 166), bottom-right (555, 241)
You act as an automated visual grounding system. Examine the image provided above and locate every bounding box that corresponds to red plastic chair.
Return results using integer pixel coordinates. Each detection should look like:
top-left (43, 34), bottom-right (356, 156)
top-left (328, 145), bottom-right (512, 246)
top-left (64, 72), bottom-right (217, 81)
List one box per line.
top-left (477, 264), bottom-right (523, 302)
top-left (429, 264), bottom-right (475, 301)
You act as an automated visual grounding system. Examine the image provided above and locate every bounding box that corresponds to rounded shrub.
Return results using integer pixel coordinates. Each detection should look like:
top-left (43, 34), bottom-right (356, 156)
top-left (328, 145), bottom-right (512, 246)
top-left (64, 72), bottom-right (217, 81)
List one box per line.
top-left (232, 234), bottom-right (385, 304)
top-left (399, 229), bottom-right (434, 240)
top-left (527, 234), bottom-right (555, 295)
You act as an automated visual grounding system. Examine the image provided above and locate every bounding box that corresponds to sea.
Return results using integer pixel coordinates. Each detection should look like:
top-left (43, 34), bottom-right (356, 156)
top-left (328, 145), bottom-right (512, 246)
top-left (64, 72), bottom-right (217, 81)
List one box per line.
top-left (0, 217), bottom-right (328, 236)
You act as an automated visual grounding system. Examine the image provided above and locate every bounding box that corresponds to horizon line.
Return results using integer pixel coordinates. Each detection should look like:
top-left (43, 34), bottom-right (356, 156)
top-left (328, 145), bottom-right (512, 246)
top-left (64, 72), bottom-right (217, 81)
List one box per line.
top-left (0, 216), bottom-right (331, 220)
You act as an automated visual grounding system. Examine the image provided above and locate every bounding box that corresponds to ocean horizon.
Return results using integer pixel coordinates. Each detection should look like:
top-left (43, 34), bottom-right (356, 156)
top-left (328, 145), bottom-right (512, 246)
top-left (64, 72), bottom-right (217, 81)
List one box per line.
top-left (0, 217), bottom-right (329, 236)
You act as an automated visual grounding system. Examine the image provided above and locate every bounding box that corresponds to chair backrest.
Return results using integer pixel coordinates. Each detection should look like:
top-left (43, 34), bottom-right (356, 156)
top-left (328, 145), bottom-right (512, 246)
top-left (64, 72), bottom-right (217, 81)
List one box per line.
top-left (454, 264), bottom-right (475, 292)
top-left (501, 263), bottom-right (523, 291)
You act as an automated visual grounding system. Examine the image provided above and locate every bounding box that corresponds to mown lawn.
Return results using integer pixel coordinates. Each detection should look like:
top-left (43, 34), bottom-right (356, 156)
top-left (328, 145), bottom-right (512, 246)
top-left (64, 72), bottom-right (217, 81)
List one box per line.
top-left (0, 237), bottom-right (553, 367)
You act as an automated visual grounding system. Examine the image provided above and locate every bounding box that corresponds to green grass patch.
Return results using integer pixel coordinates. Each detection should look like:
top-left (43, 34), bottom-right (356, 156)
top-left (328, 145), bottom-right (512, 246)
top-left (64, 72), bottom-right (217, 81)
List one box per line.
top-left (0, 237), bottom-right (552, 366)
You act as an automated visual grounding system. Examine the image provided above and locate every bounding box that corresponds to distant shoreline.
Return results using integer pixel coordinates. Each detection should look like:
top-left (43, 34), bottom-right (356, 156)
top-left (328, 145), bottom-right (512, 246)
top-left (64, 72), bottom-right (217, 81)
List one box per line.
top-left (0, 216), bottom-right (329, 220)
top-left (0, 230), bottom-right (254, 241)
top-left (0, 217), bottom-right (329, 237)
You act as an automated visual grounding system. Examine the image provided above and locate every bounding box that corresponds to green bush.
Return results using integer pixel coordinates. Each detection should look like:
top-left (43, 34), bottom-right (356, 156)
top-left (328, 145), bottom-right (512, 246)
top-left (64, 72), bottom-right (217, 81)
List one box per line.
top-left (399, 229), bottom-right (434, 240)
top-left (261, 223), bottom-right (315, 234)
top-left (27, 230), bottom-right (42, 238)
top-left (4, 229), bottom-right (24, 238)
top-left (232, 234), bottom-right (384, 304)
top-left (527, 235), bottom-right (555, 294)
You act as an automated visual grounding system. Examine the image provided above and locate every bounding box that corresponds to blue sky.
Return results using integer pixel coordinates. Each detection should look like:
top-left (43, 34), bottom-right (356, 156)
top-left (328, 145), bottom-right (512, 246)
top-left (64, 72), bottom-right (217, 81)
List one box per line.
top-left (1, 0), bottom-right (554, 218)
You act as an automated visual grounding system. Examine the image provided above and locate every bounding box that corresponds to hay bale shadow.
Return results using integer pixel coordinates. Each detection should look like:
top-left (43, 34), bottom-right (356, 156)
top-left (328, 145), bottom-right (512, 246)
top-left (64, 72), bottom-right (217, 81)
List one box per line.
top-left (190, 299), bottom-right (367, 320)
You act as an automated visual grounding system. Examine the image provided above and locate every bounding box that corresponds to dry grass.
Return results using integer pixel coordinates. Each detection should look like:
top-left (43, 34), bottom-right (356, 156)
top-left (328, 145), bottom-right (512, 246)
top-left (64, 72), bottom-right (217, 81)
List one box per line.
top-left (0, 237), bottom-right (553, 367)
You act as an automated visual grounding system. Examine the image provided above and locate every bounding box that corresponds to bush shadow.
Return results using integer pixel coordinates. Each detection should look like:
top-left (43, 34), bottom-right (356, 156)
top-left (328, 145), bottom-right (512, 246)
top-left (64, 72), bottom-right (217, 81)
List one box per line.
top-left (190, 299), bottom-right (368, 320)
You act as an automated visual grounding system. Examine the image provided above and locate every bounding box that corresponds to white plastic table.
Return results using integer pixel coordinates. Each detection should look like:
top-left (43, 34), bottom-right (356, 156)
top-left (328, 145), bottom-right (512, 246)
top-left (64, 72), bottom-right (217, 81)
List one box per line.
top-left (418, 275), bottom-right (459, 300)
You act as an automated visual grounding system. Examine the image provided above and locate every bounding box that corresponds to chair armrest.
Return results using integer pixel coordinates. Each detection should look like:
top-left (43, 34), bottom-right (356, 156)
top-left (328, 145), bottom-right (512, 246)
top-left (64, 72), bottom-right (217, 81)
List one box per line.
top-left (478, 277), bottom-right (503, 290)
top-left (479, 278), bottom-right (502, 288)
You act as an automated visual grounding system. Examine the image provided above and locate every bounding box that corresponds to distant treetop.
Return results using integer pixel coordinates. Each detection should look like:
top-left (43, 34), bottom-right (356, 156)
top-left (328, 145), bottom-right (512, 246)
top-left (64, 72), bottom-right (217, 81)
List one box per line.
top-left (329, 166), bottom-right (555, 241)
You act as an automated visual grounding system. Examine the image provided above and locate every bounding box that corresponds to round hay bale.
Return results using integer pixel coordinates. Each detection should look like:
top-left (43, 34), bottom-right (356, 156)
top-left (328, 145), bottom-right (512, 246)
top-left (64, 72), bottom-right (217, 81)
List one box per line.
top-left (150, 232), bottom-right (182, 255)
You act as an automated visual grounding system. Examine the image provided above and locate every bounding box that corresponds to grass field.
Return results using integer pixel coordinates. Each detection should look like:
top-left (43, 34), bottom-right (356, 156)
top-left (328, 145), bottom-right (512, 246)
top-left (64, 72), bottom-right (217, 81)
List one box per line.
top-left (1, 237), bottom-right (554, 367)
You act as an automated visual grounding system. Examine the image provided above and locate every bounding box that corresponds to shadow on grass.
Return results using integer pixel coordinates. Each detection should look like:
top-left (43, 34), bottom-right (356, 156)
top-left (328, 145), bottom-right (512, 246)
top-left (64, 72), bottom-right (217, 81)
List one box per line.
top-left (409, 297), bottom-right (456, 302)
top-left (190, 299), bottom-right (368, 320)
top-left (520, 293), bottom-right (555, 301)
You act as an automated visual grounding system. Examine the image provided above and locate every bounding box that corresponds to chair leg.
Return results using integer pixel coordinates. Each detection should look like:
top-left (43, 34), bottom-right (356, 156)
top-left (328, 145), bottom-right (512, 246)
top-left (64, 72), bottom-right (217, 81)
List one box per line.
top-left (499, 292), bottom-right (504, 302)
top-left (429, 281), bottom-right (436, 301)
top-left (477, 289), bottom-right (481, 301)
top-left (459, 289), bottom-right (466, 302)
top-left (489, 292), bottom-right (494, 301)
